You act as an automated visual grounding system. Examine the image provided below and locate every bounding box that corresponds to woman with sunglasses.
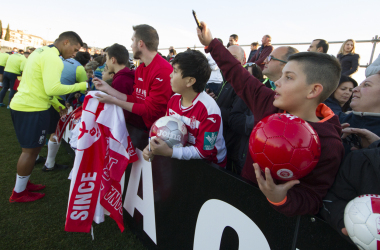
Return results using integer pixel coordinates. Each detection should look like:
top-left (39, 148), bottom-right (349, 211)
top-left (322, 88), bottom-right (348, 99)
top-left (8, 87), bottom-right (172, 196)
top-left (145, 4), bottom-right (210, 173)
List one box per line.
top-left (337, 39), bottom-right (360, 77)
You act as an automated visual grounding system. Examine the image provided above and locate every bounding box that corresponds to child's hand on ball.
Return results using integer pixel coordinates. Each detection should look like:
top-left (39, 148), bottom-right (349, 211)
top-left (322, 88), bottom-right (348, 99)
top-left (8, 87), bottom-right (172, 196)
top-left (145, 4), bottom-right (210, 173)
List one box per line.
top-left (253, 163), bottom-right (300, 204)
top-left (150, 137), bottom-right (173, 157)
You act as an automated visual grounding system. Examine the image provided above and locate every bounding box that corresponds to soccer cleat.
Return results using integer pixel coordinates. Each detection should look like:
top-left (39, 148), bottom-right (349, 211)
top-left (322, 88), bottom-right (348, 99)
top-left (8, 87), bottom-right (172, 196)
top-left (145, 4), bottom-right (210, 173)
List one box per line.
top-left (42, 163), bottom-right (69, 172)
top-left (35, 156), bottom-right (46, 165)
top-left (26, 181), bottom-right (46, 191)
top-left (9, 189), bottom-right (45, 203)
top-left (0, 103), bottom-right (5, 107)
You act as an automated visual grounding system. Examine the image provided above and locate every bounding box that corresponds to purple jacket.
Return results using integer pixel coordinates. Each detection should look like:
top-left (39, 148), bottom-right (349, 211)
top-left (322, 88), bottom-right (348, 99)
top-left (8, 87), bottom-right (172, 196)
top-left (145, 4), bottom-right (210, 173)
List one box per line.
top-left (248, 44), bottom-right (274, 70)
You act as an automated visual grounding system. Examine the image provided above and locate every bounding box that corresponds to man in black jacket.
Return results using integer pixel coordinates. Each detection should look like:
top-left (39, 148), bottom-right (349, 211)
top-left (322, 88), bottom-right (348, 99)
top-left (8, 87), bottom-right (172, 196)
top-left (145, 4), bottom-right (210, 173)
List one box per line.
top-left (320, 128), bottom-right (380, 244)
top-left (228, 98), bottom-right (255, 174)
top-left (211, 45), bottom-right (246, 174)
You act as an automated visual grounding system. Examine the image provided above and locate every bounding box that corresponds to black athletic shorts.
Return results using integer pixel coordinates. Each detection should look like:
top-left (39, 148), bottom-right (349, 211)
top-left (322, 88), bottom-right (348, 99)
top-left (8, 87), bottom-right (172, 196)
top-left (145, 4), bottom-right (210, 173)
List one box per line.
top-left (11, 109), bottom-right (50, 148)
top-left (48, 99), bottom-right (66, 134)
top-left (0, 66), bottom-right (4, 74)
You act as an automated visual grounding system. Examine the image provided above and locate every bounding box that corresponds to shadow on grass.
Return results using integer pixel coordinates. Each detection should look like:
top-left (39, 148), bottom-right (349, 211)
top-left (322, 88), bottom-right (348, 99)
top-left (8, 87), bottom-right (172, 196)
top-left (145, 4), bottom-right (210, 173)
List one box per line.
top-left (0, 92), bottom-right (146, 250)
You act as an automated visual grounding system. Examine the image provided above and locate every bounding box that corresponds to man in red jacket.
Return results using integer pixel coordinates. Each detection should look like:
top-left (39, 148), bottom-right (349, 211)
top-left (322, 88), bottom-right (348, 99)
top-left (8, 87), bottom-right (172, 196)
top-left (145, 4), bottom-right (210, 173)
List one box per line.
top-left (93, 24), bottom-right (173, 130)
top-left (197, 21), bottom-right (344, 217)
top-left (249, 35), bottom-right (274, 70)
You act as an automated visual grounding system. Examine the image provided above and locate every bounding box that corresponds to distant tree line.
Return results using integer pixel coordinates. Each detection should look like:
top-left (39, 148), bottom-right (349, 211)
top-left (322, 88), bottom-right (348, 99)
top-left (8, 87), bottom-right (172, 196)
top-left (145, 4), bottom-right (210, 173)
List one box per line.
top-left (0, 20), bottom-right (11, 41)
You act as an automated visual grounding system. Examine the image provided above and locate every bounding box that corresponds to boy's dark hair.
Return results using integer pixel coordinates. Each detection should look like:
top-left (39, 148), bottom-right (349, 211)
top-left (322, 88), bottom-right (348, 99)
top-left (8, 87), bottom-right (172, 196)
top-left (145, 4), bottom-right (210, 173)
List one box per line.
top-left (75, 52), bottom-right (91, 66)
top-left (24, 51), bottom-right (30, 56)
top-left (314, 39), bottom-right (329, 53)
top-left (251, 42), bottom-right (259, 47)
top-left (230, 34), bottom-right (238, 41)
top-left (288, 52), bottom-right (341, 102)
top-left (132, 24), bottom-right (159, 52)
top-left (249, 64), bottom-right (263, 80)
top-left (57, 31), bottom-right (84, 47)
top-left (217, 38), bottom-right (223, 45)
top-left (101, 54), bottom-right (107, 65)
top-left (106, 43), bottom-right (130, 66)
top-left (94, 55), bottom-right (103, 65)
top-left (329, 75), bottom-right (358, 112)
top-left (171, 50), bottom-right (211, 93)
top-left (18, 49), bottom-right (24, 54)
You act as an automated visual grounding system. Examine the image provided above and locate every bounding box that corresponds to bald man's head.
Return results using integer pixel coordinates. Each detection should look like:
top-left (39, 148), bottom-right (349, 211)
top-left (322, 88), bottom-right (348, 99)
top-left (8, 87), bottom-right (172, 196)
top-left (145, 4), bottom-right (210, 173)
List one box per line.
top-left (228, 45), bottom-right (245, 65)
top-left (263, 46), bottom-right (299, 81)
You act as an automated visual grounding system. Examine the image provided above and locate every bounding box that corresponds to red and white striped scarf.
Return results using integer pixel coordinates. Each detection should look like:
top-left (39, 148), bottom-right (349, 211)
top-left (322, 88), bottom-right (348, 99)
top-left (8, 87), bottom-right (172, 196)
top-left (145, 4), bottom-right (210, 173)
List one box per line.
top-left (65, 91), bottom-right (138, 233)
top-left (55, 106), bottom-right (82, 143)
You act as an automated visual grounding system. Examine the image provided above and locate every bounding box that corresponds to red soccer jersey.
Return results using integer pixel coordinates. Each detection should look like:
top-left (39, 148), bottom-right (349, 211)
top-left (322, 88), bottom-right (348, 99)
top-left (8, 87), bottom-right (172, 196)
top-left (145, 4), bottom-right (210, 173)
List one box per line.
top-left (127, 53), bottom-right (173, 129)
top-left (167, 92), bottom-right (227, 167)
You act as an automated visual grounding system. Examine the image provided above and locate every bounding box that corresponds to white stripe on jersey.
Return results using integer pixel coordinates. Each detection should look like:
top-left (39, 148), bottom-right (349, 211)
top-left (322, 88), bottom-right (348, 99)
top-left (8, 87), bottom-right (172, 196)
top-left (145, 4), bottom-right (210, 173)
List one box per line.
top-left (169, 109), bottom-right (201, 129)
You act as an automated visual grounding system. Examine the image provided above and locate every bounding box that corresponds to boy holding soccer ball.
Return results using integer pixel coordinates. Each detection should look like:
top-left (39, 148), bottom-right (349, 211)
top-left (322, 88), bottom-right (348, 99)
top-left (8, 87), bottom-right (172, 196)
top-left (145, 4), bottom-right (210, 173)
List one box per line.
top-left (196, 22), bottom-right (344, 216)
top-left (142, 50), bottom-right (227, 167)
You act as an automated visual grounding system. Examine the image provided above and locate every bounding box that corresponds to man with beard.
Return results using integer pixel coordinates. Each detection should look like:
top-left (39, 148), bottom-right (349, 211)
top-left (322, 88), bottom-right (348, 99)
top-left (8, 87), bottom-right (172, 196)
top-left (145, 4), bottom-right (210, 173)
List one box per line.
top-left (93, 24), bottom-right (173, 130)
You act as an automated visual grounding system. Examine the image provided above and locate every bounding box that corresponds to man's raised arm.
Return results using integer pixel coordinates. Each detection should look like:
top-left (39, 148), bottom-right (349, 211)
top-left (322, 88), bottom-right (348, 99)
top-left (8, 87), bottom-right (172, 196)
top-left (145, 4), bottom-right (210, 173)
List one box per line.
top-left (196, 22), bottom-right (277, 121)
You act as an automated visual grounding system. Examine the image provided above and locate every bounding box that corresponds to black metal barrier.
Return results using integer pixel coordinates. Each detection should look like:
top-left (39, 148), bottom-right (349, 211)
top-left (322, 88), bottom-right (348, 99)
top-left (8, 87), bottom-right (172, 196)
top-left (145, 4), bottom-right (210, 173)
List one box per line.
top-left (84, 123), bottom-right (354, 249)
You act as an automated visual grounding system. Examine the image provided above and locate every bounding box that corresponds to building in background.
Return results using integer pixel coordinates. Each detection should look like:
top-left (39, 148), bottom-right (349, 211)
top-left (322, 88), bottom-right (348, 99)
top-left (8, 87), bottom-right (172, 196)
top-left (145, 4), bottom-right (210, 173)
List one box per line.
top-left (1, 29), bottom-right (53, 51)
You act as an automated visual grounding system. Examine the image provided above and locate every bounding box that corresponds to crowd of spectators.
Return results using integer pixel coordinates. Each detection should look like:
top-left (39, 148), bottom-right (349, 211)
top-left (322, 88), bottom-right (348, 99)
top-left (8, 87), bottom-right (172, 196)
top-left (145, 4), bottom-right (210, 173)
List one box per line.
top-left (1, 21), bottom-right (379, 247)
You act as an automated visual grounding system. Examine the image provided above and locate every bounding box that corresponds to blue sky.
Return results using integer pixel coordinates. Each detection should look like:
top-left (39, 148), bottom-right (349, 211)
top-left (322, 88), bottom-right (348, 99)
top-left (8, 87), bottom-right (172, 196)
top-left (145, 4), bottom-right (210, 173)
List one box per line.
top-left (1, 0), bottom-right (379, 82)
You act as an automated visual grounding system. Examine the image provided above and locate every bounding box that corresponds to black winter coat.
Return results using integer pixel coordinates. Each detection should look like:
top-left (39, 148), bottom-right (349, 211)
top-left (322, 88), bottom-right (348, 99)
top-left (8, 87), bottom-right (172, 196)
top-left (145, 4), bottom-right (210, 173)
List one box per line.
top-left (319, 140), bottom-right (380, 245)
top-left (228, 98), bottom-right (254, 174)
top-left (337, 53), bottom-right (360, 76)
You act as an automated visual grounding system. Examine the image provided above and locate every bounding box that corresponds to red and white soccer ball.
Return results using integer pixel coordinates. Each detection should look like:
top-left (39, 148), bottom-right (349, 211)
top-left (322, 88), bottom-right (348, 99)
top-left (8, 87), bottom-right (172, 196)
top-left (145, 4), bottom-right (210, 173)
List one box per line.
top-left (249, 113), bottom-right (321, 181)
top-left (344, 194), bottom-right (380, 250)
top-left (150, 116), bottom-right (188, 148)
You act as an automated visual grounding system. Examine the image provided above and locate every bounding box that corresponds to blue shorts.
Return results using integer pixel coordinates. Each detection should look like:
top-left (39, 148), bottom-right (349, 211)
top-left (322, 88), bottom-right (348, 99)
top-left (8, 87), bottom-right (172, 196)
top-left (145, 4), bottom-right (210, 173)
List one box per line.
top-left (11, 109), bottom-right (50, 148)
top-left (0, 66), bottom-right (4, 74)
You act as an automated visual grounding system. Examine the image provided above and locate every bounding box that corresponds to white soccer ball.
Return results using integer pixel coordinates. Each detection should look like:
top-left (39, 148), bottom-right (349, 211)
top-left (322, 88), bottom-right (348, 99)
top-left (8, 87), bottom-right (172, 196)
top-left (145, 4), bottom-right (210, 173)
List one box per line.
top-left (344, 194), bottom-right (380, 250)
top-left (149, 116), bottom-right (188, 148)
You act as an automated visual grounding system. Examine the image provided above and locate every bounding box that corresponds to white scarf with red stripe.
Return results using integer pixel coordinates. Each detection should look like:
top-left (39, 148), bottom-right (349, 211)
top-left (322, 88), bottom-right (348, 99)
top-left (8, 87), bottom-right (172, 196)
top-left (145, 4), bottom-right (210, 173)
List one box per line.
top-left (55, 106), bottom-right (83, 143)
top-left (65, 91), bottom-right (138, 233)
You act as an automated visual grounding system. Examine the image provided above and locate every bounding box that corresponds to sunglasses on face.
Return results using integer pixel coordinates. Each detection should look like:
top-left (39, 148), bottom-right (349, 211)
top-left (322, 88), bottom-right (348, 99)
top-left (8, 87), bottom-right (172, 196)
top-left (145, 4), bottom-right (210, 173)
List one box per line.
top-left (266, 55), bottom-right (288, 64)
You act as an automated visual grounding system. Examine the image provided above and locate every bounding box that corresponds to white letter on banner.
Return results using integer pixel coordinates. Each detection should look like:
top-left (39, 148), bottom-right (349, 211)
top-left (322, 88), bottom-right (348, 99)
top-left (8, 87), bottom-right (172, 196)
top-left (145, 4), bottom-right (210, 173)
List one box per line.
top-left (124, 149), bottom-right (157, 244)
top-left (193, 199), bottom-right (270, 250)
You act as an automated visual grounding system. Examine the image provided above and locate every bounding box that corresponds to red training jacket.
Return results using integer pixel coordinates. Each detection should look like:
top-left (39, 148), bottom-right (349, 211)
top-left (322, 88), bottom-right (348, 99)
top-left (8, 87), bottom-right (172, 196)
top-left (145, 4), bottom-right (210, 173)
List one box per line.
top-left (127, 53), bottom-right (173, 129)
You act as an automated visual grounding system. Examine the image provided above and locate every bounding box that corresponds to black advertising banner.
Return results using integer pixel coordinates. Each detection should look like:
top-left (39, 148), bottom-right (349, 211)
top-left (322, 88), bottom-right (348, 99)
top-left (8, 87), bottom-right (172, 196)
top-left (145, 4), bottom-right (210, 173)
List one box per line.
top-left (115, 124), bottom-right (355, 250)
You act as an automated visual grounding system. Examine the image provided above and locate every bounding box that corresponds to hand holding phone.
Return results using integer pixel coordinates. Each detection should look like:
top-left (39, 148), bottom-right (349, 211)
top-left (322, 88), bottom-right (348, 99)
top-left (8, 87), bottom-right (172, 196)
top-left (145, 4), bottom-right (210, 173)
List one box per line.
top-left (192, 10), bottom-right (202, 31)
top-left (194, 14), bottom-right (213, 47)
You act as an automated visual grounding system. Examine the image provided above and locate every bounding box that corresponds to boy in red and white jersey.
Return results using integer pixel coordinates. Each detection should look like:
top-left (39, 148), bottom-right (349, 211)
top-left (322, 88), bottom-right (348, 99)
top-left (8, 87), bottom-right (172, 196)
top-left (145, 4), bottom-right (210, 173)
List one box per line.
top-left (143, 50), bottom-right (227, 167)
